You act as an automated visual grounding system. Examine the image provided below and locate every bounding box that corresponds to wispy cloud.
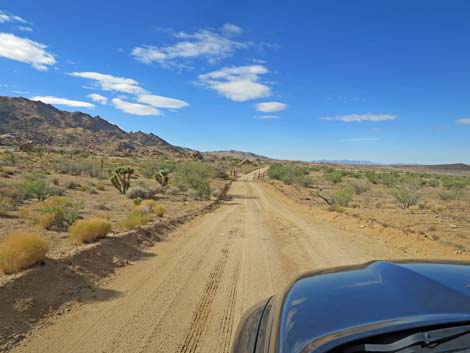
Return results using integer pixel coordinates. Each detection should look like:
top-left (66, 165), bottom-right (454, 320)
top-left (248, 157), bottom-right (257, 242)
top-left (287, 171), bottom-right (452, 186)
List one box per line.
top-left (254, 115), bottom-right (280, 119)
top-left (69, 71), bottom-right (189, 115)
top-left (17, 25), bottom-right (33, 32)
top-left (69, 72), bottom-right (145, 95)
top-left (254, 101), bottom-right (287, 113)
top-left (0, 10), bottom-right (27, 24)
top-left (87, 93), bottom-right (108, 104)
top-left (31, 96), bottom-right (94, 108)
top-left (220, 23), bottom-right (242, 36)
top-left (338, 137), bottom-right (380, 143)
top-left (0, 33), bottom-right (55, 70)
top-left (112, 98), bottom-right (159, 116)
top-left (198, 65), bottom-right (271, 101)
top-left (321, 113), bottom-right (398, 122)
top-left (456, 118), bottom-right (470, 125)
top-left (132, 25), bottom-right (250, 68)
top-left (138, 94), bottom-right (189, 109)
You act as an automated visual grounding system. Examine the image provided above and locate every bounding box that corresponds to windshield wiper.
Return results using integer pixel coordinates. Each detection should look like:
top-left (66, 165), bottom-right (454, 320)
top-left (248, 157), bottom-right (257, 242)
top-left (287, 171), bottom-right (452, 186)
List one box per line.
top-left (346, 324), bottom-right (470, 353)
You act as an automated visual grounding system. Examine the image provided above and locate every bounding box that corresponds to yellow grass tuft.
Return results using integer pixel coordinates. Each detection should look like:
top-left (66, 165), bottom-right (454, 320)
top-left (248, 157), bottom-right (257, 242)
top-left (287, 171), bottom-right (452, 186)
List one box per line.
top-left (121, 209), bottom-right (154, 230)
top-left (0, 232), bottom-right (49, 274)
top-left (154, 205), bottom-right (166, 217)
top-left (69, 218), bottom-right (112, 245)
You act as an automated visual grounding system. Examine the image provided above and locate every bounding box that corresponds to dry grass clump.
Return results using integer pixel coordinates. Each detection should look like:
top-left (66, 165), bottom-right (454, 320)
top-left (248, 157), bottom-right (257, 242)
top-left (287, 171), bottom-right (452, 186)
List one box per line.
top-left (69, 218), bottom-right (112, 244)
top-left (121, 208), bottom-right (154, 230)
top-left (0, 232), bottom-right (49, 274)
top-left (154, 205), bottom-right (166, 217)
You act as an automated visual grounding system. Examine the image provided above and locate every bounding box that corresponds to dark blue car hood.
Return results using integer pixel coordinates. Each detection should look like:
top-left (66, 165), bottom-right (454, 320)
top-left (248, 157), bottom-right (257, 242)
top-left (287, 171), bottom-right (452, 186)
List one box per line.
top-left (279, 261), bottom-right (470, 353)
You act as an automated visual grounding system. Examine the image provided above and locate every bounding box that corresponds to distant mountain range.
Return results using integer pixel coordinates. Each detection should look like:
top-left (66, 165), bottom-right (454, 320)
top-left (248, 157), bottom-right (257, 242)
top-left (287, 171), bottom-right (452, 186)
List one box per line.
top-left (206, 150), bottom-right (271, 160)
top-left (0, 96), bottom-right (188, 156)
top-left (313, 159), bottom-right (382, 165)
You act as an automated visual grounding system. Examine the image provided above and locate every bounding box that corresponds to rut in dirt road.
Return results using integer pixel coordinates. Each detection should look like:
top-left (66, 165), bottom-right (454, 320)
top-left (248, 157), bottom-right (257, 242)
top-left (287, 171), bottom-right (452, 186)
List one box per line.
top-left (11, 170), bottom-right (405, 353)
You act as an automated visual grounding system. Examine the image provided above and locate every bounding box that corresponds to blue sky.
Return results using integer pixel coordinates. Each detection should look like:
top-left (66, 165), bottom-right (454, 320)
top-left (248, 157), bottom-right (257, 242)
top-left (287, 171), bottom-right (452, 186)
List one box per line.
top-left (0, 0), bottom-right (469, 164)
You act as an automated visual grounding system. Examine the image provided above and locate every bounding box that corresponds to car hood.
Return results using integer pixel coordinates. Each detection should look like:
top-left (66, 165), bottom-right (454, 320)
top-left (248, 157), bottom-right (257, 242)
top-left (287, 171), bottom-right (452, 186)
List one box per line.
top-left (279, 261), bottom-right (470, 353)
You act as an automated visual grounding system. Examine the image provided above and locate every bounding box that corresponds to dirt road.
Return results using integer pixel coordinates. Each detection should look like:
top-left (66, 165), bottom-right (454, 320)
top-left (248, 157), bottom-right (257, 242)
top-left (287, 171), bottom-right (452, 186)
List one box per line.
top-left (12, 170), bottom-right (408, 353)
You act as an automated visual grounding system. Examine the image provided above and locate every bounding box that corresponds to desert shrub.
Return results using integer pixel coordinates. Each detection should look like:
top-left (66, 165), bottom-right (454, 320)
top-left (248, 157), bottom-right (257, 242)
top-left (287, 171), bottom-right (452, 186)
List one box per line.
top-left (79, 185), bottom-right (89, 192)
top-left (441, 176), bottom-right (468, 190)
top-left (175, 162), bottom-right (213, 199)
top-left (350, 180), bottom-right (370, 194)
top-left (36, 197), bottom-right (83, 230)
top-left (214, 165), bottom-right (229, 179)
top-left (0, 232), bottom-right (49, 274)
top-left (21, 173), bottom-right (54, 201)
top-left (365, 170), bottom-right (381, 184)
top-left (133, 197), bottom-right (143, 205)
top-left (268, 163), bottom-right (312, 186)
top-left (96, 183), bottom-right (106, 191)
top-left (324, 170), bottom-right (343, 184)
top-left (391, 181), bottom-right (420, 208)
top-left (0, 196), bottom-right (15, 214)
top-left (425, 178), bottom-right (440, 187)
top-left (51, 178), bottom-right (60, 186)
top-left (69, 218), bottom-right (112, 244)
top-left (154, 205), bottom-right (166, 217)
top-left (380, 173), bottom-right (399, 187)
top-left (332, 189), bottom-right (353, 206)
top-left (121, 208), bottom-right (154, 230)
top-left (127, 186), bottom-right (152, 199)
top-left (0, 182), bottom-right (24, 204)
top-left (140, 158), bottom-right (176, 178)
top-left (65, 181), bottom-right (80, 189)
top-left (429, 203), bottom-right (446, 213)
top-left (167, 186), bottom-right (179, 195)
top-left (439, 189), bottom-right (464, 201)
top-left (0, 151), bottom-right (16, 166)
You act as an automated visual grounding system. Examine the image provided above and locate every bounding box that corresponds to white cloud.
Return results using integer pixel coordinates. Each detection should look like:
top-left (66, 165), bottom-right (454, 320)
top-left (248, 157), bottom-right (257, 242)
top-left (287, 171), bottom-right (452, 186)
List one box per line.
top-left (17, 26), bottom-right (33, 32)
top-left (31, 96), bottom-right (95, 108)
top-left (112, 98), bottom-right (160, 116)
top-left (138, 94), bottom-right (189, 109)
top-left (221, 23), bottom-right (242, 36)
top-left (69, 72), bottom-right (145, 95)
top-left (198, 65), bottom-right (271, 101)
top-left (0, 33), bottom-right (55, 70)
top-left (254, 115), bottom-right (280, 120)
top-left (0, 11), bottom-right (26, 24)
top-left (254, 101), bottom-right (287, 113)
top-left (320, 113), bottom-right (398, 122)
top-left (132, 27), bottom-right (249, 68)
top-left (456, 118), bottom-right (470, 125)
top-left (338, 137), bottom-right (380, 143)
top-left (87, 93), bottom-right (108, 104)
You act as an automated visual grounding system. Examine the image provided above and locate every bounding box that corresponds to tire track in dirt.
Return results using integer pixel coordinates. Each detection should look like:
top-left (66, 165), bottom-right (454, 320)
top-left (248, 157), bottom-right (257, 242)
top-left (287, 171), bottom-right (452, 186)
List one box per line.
top-left (177, 237), bottom-right (234, 353)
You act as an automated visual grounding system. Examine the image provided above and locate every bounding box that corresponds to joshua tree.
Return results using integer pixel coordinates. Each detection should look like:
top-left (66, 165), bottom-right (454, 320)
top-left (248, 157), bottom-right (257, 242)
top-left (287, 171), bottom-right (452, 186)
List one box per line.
top-left (110, 167), bottom-right (134, 194)
top-left (154, 168), bottom-right (170, 188)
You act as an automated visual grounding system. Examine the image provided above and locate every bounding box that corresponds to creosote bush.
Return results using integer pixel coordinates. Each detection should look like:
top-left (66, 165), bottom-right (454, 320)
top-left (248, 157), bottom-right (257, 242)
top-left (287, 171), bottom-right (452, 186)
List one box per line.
top-left (69, 218), bottom-right (112, 244)
top-left (268, 163), bottom-right (312, 187)
top-left (0, 232), bottom-right (49, 274)
top-left (350, 180), bottom-right (370, 194)
top-left (332, 189), bottom-right (353, 207)
top-left (36, 196), bottom-right (83, 230)
top-left (175, 162), bottom-right (213, 199)
top-left (391, 181), bottom-right (420, 209)
top-left (21, 173), bottom-right (54, 201)
top-left (324, 170), bottom-right (343, 184)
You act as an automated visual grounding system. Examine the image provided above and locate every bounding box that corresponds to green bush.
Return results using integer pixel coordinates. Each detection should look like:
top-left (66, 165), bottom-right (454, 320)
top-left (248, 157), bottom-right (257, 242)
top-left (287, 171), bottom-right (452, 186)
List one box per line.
top-left (268, 163), bottom-right (312, 186)
top-left (140, 158), bottom-right (176, 178)
top-left (36, 197), bottom-right (83, 230)
top-left (332, 189), bottom-right (353, 206)
top-left (439, 189), bottom-right (464, 201)
top-left (324, 170), bottom-right (343, 184)
top-left (365, 170), bottom-right (381, 184)
top-left (21, 173), bottom-right (55, 201)
top-left (350, 180), bottom-right (370, 194)
top-left (391, 181), bottom-right (420, 209)
top-left (441, 176), bottom-right (468, 190)
top-left (175, 162), bottom-right (213, 199)
top-left (133, 197), bottom-right (143, 205)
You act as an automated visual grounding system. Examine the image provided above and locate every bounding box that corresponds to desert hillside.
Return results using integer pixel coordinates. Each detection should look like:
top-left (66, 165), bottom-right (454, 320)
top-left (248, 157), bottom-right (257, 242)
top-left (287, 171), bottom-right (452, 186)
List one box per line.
top-left (0, 96), bottom-right (185, 156)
